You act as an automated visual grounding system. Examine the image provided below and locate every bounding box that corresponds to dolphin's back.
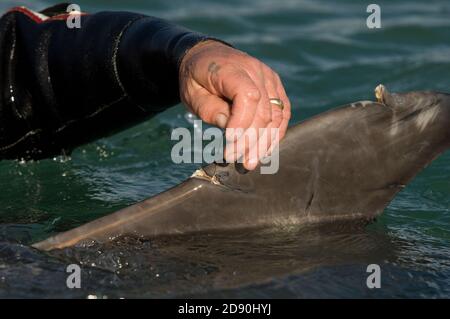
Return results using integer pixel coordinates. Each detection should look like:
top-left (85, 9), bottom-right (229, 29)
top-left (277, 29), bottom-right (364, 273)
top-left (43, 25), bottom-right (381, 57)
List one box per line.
top-left (33, 88), bottom-right (450, 251)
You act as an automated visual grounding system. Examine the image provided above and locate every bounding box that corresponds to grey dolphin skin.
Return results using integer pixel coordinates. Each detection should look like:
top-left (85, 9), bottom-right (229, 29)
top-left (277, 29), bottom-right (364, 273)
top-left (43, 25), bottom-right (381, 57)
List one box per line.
top-left (33, 85), bottom-right (450, 251)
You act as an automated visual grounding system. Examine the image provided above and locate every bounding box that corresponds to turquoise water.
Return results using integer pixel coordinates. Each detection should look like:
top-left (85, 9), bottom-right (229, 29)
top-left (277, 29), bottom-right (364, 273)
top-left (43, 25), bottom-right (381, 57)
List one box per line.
top-left (0, 0), bottom-right (449, 298)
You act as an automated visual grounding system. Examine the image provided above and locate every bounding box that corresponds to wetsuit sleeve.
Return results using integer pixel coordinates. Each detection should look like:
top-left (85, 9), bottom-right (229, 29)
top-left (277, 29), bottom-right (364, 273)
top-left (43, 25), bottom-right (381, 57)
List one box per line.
top-left (0, 7), bottom-right (226, 160)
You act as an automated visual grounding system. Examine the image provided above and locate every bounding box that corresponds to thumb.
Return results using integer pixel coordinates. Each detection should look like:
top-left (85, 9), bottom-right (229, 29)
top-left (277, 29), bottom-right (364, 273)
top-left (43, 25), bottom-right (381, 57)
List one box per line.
top-left (195, 94), bottom-right (231, 129)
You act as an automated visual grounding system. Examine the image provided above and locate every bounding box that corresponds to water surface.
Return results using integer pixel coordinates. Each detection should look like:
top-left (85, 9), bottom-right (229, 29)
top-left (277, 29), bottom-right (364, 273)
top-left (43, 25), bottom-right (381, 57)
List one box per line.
top-left (0, 0), bottom-right (449, 298)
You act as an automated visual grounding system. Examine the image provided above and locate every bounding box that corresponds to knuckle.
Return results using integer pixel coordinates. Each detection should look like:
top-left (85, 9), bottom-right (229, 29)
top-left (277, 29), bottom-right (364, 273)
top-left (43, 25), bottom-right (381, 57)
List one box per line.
top-left (260, 112), bottom-right (272, 124)
top-left (249, 59), bottom-right (263, 73)
top-left (274, 72), bottom-right (282, 83)
top-left (272, 109), bottom-right (283, 122)
top-left (283, 98), bottom-right (292, 111)
top-left (263, 64), bottom-right (274, 74)
top-left (284, 101), bottom-right (292, 113)
top-left (284, 108), bottom-right (292, 120)
top-left (284, 100), bottom-right (291, 111)
top-left (248, 56), bottom-right (261, 67)
top-left (245, 87), bottom-right (261, 103)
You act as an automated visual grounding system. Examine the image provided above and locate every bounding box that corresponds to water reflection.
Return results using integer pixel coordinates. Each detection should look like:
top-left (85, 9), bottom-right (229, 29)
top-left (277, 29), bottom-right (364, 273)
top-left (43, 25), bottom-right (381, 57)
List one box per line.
top-left (48, 223), bottom-right (400, 298)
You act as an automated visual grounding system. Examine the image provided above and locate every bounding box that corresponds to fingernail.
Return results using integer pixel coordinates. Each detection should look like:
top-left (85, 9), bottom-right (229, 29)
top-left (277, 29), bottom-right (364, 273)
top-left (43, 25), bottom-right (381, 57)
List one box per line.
top-left (215, 113), bottom-right (228, 129)
top-left (245, 158), bottom-right (258, 170)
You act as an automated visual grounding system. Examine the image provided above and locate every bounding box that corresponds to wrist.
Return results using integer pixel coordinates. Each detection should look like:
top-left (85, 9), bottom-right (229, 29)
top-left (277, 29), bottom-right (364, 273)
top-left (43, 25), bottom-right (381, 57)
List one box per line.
top-left (180, 39), bottom-right (231, 75)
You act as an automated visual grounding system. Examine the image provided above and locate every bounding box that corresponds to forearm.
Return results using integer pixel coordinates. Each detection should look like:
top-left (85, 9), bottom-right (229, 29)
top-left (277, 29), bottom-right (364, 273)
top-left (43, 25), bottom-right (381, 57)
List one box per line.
top-left (0, 7), bottom-right (217, 160)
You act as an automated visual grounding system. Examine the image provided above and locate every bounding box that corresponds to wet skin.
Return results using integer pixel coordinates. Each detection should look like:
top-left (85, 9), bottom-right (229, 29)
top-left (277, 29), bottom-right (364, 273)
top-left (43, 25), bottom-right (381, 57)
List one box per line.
top-left (34, 85), bottom-right (450, 251)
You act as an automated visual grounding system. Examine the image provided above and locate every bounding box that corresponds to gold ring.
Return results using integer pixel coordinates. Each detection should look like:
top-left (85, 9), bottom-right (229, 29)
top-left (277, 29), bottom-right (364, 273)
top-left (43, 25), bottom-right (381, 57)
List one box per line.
top-left (269, 98), bottom-right (284, 110)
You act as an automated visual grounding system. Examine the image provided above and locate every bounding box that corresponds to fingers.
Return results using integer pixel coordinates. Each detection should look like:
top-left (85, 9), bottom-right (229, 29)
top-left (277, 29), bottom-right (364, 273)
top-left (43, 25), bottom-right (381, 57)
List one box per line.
top-left (211, 65), bottom-right (290, 170)
top-left (242, 67), bottom-right (290, 170)
top-left (223, 74), bottom-right (272, 167)
top-left (210, 68), bottom-right (264, 163)
top-left (211, 68), bottom-right (261, 134)
top-left (188, 86), bottom-right (231, 128)
top-left (179, 41), bottom-right (292, 171)
top-left (274, 73), bottom-right (292, 141)
top-left (243, 67), bottom-right (280, 170)
top-left (264, 69), bottom-right (284, 129)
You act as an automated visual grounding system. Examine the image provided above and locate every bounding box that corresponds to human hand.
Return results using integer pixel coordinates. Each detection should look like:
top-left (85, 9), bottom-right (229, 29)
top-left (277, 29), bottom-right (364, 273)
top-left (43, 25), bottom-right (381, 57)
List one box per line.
top-left (179, 40), bottom-right (291, 170)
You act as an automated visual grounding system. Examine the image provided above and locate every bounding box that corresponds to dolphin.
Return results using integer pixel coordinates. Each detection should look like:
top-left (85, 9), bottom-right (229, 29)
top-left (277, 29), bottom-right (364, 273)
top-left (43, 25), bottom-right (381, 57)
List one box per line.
top-left (33, 85), bottom-right (450, 251)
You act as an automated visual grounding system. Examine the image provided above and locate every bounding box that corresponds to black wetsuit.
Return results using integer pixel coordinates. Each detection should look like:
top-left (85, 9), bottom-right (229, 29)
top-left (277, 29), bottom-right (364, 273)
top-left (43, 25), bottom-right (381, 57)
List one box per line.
top-left (0, 4), bottom-right (221, 160)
